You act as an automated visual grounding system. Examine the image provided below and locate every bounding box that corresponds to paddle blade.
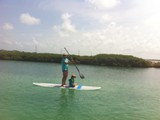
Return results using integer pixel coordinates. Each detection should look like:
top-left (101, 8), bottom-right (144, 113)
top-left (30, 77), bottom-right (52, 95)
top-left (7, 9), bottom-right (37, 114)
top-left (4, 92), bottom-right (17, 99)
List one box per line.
top-left (80, 73), bottom-right (85, 79)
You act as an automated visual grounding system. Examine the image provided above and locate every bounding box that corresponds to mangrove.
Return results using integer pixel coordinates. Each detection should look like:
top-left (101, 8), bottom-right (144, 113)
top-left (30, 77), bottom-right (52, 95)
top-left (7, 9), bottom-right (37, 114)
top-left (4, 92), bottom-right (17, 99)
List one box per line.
top-left (0, 50), bottom-right (158, 68)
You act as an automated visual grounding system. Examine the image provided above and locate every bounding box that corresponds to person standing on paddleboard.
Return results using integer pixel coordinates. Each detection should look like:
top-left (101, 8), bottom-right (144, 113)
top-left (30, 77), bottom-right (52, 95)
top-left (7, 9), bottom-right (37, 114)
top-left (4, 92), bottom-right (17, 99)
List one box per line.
top-left (61, 53), bottom-right (70, 86)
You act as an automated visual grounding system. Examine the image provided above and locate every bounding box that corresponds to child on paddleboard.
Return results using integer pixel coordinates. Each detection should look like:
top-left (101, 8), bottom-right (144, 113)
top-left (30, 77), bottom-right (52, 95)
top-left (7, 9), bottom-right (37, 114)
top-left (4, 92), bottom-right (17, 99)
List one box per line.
top-left (69, 74), bottom-right (77, 87)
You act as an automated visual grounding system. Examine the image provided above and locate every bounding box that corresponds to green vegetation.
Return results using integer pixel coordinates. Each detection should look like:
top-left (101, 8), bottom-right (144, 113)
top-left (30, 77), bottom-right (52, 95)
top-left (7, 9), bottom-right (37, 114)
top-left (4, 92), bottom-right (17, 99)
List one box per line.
top-left (0, 50), bottom-right (61, 63)
top-left (0, 50), bottom-right (154, 67)
top-left (78, 54), bottom-right (151, 67)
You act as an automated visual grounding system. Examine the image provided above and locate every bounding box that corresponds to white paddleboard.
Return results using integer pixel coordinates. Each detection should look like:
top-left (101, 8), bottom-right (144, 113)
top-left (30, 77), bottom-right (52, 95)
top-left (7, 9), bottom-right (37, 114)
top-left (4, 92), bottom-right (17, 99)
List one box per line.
top-left (33, 83), bottom-right (101, 90)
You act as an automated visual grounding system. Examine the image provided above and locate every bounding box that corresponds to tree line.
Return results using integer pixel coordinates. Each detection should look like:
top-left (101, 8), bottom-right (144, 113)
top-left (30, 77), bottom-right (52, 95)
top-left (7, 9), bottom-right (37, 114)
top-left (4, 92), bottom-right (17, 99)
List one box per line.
top-left (0, 50), bottom-right (61, 63)
top-left (0, 50), bottom-right (156, 67)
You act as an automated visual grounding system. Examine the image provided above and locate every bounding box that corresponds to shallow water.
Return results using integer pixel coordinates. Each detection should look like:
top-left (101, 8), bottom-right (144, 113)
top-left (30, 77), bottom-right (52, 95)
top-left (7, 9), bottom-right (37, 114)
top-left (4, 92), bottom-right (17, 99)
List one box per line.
top-left (0, 60), bottom-right (160, 120)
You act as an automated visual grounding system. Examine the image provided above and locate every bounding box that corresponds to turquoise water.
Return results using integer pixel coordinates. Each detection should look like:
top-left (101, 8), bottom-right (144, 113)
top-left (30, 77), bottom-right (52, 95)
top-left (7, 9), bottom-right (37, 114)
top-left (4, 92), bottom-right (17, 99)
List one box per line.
top-left (1, 60), bottom-right (160, 120)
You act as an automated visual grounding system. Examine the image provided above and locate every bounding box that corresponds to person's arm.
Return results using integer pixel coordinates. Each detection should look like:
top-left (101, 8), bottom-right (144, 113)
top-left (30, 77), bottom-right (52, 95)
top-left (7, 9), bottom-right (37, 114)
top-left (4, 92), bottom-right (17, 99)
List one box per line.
top-left (64, 59), bottom-right (69, 64)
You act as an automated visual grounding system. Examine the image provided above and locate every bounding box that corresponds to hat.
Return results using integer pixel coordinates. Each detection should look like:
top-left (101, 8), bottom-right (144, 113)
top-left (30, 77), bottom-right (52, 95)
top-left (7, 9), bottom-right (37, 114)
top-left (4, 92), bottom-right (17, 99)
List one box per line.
top-left (71, 74), bottom-right (76, 78)
top-left (63, 53), bottom-right (67, 56)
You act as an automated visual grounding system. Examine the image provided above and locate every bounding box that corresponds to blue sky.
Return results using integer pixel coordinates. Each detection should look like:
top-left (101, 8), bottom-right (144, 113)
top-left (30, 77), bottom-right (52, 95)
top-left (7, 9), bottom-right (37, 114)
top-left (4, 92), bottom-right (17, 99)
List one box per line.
top-left (0, 0), bottom-right (160, 59)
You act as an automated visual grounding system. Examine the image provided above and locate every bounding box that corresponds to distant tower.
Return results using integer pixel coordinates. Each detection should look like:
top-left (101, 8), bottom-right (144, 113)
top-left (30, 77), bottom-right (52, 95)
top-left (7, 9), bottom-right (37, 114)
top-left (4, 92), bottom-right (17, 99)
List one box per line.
top-left (60, 48), bottom-right (62, 54)
top-left (35, 45), bottom-right (37, 53)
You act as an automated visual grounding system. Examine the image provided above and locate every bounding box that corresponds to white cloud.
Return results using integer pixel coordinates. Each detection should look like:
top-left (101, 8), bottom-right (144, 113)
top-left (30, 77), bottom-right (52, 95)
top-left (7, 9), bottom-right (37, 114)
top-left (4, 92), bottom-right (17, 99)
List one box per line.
top-left (61, 13), bottom-right (76, 32)
top-left (53, 13), bottom-right (77, 37)
top-left (99, 14), bottom-right (112, 24)
top-left (141, 0), bottom-right (160, 30)
top-left (86, 0), bottom-right (120, 9)
top-left (20, 13), bottom-right (40, 25)
top-left (127, 0), bottom-right (160, 25)
top-left (51, 20), bottom-right (160, 58)
top-left (1, 40), bottom-right (12, 45)
top-left (3, 23), bottom-right (14, 30)
top-left (32, 37), bottom-right (38, 45)
top-left (144, 15), bottom-right (160, 29)
top-left (2, 0), bottom-right (160, 59)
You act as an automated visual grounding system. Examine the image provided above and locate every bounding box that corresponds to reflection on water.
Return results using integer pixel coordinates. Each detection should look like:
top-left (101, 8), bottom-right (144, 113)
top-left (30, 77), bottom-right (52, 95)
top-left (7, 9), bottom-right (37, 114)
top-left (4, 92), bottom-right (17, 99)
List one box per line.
top-left (55, 89), bottom-right (76, 119)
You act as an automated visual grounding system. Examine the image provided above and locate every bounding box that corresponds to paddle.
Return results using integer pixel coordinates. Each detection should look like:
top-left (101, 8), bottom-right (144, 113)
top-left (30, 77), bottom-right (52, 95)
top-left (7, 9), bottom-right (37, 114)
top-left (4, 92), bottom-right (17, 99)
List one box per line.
top-left (64, 47), bottom-right (85, 79)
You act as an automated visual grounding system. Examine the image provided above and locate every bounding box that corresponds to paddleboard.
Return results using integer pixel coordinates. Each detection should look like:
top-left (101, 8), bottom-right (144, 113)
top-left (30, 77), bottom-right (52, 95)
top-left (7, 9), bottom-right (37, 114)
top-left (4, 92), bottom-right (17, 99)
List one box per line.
top-left (33, 83), bottom-right (101, 90)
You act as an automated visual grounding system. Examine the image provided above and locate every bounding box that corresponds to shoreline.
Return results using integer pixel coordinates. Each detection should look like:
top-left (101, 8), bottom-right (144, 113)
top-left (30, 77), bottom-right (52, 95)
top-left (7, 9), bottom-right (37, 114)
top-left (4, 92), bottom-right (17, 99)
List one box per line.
top-left (0, 50), bottom-right (160, 68)
top-left (147, 59), bottom-right (160, 68)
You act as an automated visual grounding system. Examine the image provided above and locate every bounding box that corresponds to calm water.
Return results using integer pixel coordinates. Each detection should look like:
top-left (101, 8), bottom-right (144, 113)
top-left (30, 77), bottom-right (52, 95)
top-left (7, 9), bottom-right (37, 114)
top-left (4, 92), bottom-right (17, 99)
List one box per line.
top-left (1, 60), bottom-right (160, 120)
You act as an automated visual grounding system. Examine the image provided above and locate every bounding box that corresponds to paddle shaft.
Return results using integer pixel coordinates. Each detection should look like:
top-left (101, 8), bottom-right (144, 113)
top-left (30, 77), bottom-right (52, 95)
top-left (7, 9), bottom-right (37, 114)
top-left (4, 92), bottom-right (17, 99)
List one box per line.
top-left (64, 48), bottom-right (85, 79)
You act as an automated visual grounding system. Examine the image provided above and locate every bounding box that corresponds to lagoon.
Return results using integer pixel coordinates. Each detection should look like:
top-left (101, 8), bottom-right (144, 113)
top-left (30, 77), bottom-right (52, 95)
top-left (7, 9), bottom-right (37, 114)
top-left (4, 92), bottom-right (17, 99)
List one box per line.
top-left (0, 60), bottom-right (160, 120)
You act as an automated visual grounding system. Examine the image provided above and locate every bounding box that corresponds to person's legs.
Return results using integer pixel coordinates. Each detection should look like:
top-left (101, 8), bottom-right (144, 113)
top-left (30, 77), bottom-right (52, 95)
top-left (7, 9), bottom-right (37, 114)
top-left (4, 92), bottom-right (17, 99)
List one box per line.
top-left (61, 71), bottom-right (68, 86)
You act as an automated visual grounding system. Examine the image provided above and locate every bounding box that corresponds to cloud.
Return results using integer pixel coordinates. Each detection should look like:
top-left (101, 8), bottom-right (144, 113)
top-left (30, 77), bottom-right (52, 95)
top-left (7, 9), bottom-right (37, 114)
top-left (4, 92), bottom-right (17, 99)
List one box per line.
top-left (3, 23), bottom-right (14, 30)
top-left (1, 0), bottom-right (160, 58)
top-left (32, 37), bottom-right (38, 45)
top-left (139, 0), bottom-right (160, 30)
top-left (86, 0), bottom-right (120, 9)
top-left (99, 14), bottom-right (112, 24)
top-left (20, 13), bottom-right (40, 25)
top-left (144, 15), bottom-right (160, 29)
top-left (61, 13), bottom-right (76, 32)
top-left (82, 23), bottom-right (160, 58)
top-left (125, 0), bottom-right (160, 25)
top-left (51, 20), bottom-right (160, 58)
top-left (53, 13), bottom-right (77, 37)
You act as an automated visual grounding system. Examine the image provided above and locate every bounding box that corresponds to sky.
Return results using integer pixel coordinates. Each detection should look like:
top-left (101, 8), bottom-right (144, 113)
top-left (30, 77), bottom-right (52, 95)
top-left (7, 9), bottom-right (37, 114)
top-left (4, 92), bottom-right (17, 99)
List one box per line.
top-left (0, 0), bottom-right (160, 59)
